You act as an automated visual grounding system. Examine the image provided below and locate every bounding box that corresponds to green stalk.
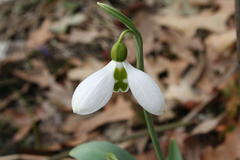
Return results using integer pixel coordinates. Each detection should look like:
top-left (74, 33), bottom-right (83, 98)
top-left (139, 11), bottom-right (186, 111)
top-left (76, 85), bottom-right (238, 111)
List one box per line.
top-left (129, 26), bottom-right (165, 160)
top-left (143, 111), bottom-right (165, 160)
top-left (118, 29), bottom-right (131, 42)
top-left (132, 31), bottom-right (165, 160)
top-left (97, 3), bottom-right (164, 160)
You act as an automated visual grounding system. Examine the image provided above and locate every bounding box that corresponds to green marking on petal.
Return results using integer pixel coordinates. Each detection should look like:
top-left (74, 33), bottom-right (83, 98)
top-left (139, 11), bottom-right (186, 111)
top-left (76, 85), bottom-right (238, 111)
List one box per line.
top-left (114, 67), bottom-right (127, 79)
top-left (120, 82), bottom-right (128, 92)
top-left (113, 67), bottom-right (129, 92)
top-left (114, 81), bottom-right (128, 92)
top-left (114, 82), bottom-right (121, 92)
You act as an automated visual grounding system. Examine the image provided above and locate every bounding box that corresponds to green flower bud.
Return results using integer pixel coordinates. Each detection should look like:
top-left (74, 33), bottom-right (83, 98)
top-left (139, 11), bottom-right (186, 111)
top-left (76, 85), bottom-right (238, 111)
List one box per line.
top-left (111, 41), bottom-right (127, 62)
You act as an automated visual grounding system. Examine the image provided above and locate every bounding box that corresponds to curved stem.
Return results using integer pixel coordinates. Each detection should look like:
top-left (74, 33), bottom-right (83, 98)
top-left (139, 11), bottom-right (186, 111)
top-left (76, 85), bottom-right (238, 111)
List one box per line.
top-left (119, 28), bottom-right (164, 160)
top-left (131, 32), bottom-right (165, 160)
top-left (98, 3), bottom-right (165, 160)
top-left (118, 29), bottom-right (132, 42)
top-left (122, 23), bottom-right (165, 160)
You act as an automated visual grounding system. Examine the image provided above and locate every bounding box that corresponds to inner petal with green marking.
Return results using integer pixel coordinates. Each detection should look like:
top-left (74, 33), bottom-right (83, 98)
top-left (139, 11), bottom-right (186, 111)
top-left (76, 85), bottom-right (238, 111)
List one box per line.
top-left (113, 63), bottom-right (129, 92)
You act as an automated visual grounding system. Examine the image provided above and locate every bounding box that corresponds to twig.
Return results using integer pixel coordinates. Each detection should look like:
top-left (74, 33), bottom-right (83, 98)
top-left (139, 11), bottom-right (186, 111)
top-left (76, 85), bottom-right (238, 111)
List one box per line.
top-left (0, 154), bottom-right (47, 160)
top-left (114, 121), bottom-right (188, 142)
top-left (182, 94), bottom-right (216, 123)
top-left (47, 150), bottom-right (70, 160)
top-left (0, 84), bottom-right (29, 111)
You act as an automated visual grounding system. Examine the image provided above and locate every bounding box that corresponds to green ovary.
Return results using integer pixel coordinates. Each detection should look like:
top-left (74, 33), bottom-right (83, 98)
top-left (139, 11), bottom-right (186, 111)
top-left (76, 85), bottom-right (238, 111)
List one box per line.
top-left (113, 67), bottom-right (129, 92)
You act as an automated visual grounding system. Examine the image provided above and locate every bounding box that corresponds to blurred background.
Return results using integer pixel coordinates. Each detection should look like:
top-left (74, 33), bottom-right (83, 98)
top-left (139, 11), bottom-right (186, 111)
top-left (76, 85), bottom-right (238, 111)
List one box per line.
top-left (0, 0), bottom-right (239, 160)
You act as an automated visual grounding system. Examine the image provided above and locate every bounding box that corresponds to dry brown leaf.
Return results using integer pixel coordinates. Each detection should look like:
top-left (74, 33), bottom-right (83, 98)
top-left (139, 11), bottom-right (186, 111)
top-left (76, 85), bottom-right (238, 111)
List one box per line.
top-left (159, 29), bottom-right (199, 64)
top-left (165, 53), bottom-right (208, 103)
top-left (47, 80), bottom-right (72, 109)
top-left (216, 0), bottom-right (235, 14)
top-left (124, 11), bottom-right (159, 62)
top-left (206, 30), bottom-right (236, 59)
top-left (105, 123), bottom-right (129, 142)
top-left (67, 29), bottom-right (99, 44)
top-left (191, 114), bottom-right (224, 135)
top-left (0, 51), bottom-right (26, 69)
top-left (50, 14), bottom-right (86, 33)
top-left (135, 150), bottom-right (157, 160)
top-left (1, 101), bottom-right (59, 143)
top-left (65, 132), bottom-right (99, 147)
top-left (136, 12), bottom-right (159, 57)
top-left (13, 125), bottom-right (32, 142)
top-left (153, 7), bottom-right (233, 37)
top-left (27, 20), bottom-right (53, 49)
top-left (68, 57), bottom-right (105, 81)
top-left (197, 51), bottom-right (237, 94)
top-left (3, 109), bottom-right (33, 128)
top-left (0, 92), bottom-right (19, 110)
top-left (11, 58), bottom-right (73, 110)
top-left (161, 0), bottom-right (197, 16)
top-left (13, 60), bottom-right (53, 88)
top-left (135, 137), bottom-right (148, 153)
top-left (1, 109), bottom-right (34, 143)
top-left (165, 80), bottom-right (202, 103)
top-left (74, 96), bottom-right (134, 137)
top-left (145, 56), bottom-right (189, 86)
top-left (130, 11), bottom-right (200, 64)
top-left (190, 0), bottom-right (210, 6)
top-left (184, 136), bottom-right (202, 160)
top-left (66, 29), bottom-right (109, 44)
top-left (202, 126), bottom-right (240, 160)
top-left (61, 115), bottom-right (83, 134)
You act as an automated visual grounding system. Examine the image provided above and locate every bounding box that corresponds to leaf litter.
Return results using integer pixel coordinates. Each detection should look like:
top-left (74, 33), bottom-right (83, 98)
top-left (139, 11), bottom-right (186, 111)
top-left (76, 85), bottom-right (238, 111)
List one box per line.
top-left (0, 0), bottom-right (239, 159)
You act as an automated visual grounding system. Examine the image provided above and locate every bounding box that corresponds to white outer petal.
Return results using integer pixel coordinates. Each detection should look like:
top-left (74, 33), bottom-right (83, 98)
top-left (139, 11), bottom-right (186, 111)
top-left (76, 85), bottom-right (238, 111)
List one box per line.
top-left (72, 61), bottom-right (116, 115)
top-left (123, 61), bottom-right (165, 115)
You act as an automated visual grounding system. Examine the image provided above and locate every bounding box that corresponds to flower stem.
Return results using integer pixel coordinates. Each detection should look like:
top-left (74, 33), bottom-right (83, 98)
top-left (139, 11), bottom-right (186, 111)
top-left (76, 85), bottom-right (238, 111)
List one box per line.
top-left (124, 30), bottom-right (165, 160)
top-left (143, 110), bottom-right (165, 160)
top-left (118, 29), bottom-right (131, 42)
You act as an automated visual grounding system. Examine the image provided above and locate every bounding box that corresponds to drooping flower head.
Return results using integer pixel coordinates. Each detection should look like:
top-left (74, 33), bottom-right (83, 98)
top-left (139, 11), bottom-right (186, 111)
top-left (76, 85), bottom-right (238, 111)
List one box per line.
top-left (72, 38), bottom-right (165, 115)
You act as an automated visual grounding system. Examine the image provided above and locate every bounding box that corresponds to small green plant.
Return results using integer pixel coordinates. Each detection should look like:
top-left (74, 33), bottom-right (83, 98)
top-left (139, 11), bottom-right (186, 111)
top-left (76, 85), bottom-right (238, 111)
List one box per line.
top-left (69, 2), bottom-right (184, 160)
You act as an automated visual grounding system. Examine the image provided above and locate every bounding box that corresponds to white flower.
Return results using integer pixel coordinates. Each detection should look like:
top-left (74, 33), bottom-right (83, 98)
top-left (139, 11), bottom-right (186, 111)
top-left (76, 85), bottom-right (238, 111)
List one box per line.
top-left (72, 60), bottom-right (165, 115)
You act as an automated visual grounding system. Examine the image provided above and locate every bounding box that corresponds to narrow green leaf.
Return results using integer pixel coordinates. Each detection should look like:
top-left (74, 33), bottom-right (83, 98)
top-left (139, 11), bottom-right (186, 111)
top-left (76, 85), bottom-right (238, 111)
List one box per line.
top-left (69, 141), bottom-right (136, 160)
top-left (168, 139), bottom-right (184, 160)
top-left (97, 2), bottom-right (136, 32)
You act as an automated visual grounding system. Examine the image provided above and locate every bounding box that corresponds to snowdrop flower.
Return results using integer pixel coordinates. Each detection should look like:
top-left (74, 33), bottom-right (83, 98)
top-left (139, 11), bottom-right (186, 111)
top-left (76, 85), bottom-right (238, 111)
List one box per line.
top-left (72, 40), bottom-right (165, 115)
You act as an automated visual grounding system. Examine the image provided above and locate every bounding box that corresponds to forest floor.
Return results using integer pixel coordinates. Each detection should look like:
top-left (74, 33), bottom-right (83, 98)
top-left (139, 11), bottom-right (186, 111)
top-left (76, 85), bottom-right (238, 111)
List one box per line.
top-left (0, 0), bottom-right (239, 160)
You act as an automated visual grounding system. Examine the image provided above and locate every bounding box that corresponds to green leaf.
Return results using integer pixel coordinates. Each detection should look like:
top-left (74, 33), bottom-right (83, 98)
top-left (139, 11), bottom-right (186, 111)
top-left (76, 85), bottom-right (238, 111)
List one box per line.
top-left (97, 2), bottom-right (137, 33)
top-left (168, 139), bottom-right (184, 160)
top-left (69, 141), bottom-right (136, 160)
